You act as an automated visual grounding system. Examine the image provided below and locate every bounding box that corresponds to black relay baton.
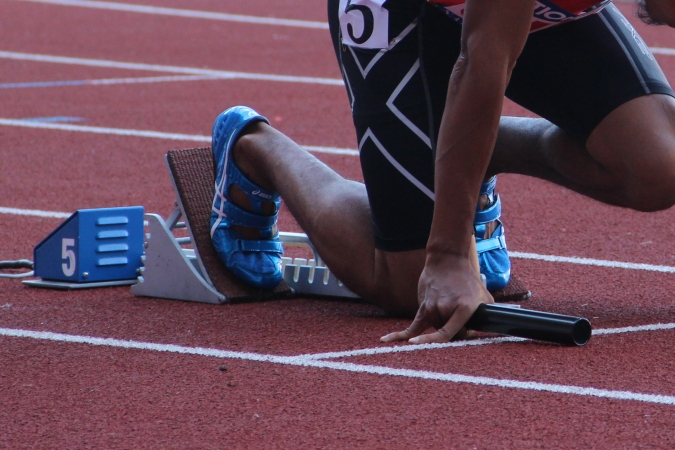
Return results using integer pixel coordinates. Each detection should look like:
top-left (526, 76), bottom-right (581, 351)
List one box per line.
top-left (465, 303), bottom-right (592, 346)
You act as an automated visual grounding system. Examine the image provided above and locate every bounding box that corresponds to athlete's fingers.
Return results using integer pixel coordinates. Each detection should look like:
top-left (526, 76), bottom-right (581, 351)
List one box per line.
top-left (407, 330), bottom-right (453, 344)
top-left (379, 330), bottom-right (412, 343)
top-left (379, 320), bottom-right (429, 342)
top-left (380, 303), bottom-right (431, 343)
top-left (409, 301), bottom-right (476, 344)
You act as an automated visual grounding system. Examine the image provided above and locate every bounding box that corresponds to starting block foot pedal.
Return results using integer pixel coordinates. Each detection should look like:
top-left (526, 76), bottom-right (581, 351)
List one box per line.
top-left (131, 147), bottom-right (356, 304)
top-left (491, 274), bottom-right (531, 302)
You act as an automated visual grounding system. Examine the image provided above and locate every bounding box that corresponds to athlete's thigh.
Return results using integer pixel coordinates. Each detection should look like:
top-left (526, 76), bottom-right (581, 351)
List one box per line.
top-left (507, 3), bottom-right (674, 142)
top-left (328, 0), bottom-right (460, 252)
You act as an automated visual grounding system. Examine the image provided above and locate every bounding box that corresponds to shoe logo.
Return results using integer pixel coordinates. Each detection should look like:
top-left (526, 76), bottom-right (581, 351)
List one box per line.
top-left (252, 189), bottom-right (273, 200)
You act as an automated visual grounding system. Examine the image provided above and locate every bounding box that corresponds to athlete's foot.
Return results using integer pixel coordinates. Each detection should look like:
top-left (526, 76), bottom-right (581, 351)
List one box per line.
top-left (474, 176), bottom-right (511, 291)
top-left (209, 105), bottom-right (283, 289)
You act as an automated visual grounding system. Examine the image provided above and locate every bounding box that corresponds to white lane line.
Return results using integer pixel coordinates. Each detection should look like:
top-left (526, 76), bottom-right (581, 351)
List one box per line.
top-left (0, 51), bottom-right (344, 86)
top-left (16, 0), bottom-right (329, 29)
top-left (593, 322), bottom-right (675, 335)
top-left (0, 206), bottom-right (70, 219)
top-left (0, 74), bottom-right (221, 89)
top-left (0, 118), bottom-right (211, 141)
top-left (307, 359), bottom-right (675, 405)
top-left (0, 118), bottom-right (360, 156)
top-left (301, 336), bottom-right (528, 360)
top-left (651, 47), bottom-right (675, 56)
top-left (298, 323), bottom-right (675, 360)
top-left (1, 326), bottom-right (674, 405)
top-left (511, 251), bottom-right (675, 274)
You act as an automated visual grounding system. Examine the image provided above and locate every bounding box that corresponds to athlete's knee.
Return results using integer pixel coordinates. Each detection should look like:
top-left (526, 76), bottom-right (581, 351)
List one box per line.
top-left (593, 96), bottom-right (675, 211)
top-left (623, 149), bottom-right (675, 212)
top-left (629, 177), bottom-right (675, 212)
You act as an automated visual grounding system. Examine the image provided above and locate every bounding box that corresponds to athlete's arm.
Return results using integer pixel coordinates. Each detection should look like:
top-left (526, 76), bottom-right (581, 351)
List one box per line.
top-left (382, 0), bottom-right (536, 343)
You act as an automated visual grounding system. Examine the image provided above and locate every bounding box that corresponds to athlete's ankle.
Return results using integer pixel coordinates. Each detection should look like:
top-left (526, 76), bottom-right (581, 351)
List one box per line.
top-left (227, 123), bottom-right (279, 239)
top-left (476, 193), bottom-right (497, 239)
top-left (232, 122), bottom-right (276, 192)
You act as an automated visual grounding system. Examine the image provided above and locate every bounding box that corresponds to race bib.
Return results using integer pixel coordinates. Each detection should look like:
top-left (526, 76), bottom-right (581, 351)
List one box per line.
top-left (339, 0), bottom-right (390, 49)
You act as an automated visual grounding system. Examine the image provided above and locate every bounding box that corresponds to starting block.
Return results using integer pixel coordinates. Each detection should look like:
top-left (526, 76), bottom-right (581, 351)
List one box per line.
top-left (22, 146), bottom-right (528, 303)
top-left (23, 206), bottom-right (144, 289)
top-left (130, 147), bottom-right (358, 304)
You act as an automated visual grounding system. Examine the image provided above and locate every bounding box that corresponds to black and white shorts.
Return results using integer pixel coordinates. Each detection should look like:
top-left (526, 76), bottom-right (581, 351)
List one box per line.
top-left (327, 0), bottom-right (674, 251)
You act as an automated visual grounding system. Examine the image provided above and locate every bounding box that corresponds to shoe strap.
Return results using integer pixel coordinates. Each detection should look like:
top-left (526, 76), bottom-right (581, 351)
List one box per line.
top-left (476, 224), bottom-right (507, 253)
top-left (236, 238), bottom-right (284, 253)
top-left (220, 201), bottom-right (278, 236)
top-left (226, 160), bottom-right (281, 215)
top-left (474, 194), bottom-right (501, 225)
top-left (476, 235), bottom-right (507, 253)
top-left (479, 176), bottom-right (497, 196)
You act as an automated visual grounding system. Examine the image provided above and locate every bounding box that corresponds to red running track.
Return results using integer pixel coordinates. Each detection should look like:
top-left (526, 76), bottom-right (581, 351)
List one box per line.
top-left (1, 0), bottom-right (675, 447)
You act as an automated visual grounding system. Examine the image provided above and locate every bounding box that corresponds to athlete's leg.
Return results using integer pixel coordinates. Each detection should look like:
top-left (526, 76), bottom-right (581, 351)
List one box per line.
top-left (487, 5), bottom-right (675, 212)
top-left (212, 0), bottom-right (441, 315)
top-left (318, 0), bottom-right (491, 309)
top-left (489, 97), bottom-right (675, 212)
top-left (585, 94), bottom-right (675, 211)
top-left (232, 121), bottom-right (425, 317)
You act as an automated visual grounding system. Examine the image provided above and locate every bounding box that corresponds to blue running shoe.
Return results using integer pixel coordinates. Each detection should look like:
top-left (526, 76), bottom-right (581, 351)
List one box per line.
top-left (475, 176), bottom-right (511, 291)
top-left (210, 106), bottom-right (284, 289)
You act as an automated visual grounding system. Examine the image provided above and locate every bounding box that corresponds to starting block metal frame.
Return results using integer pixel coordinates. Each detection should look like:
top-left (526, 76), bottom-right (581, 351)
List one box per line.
top-left (130, 147), bottom-right (358, 304)
top-left (131, 206), bottom-right (358, 304)
top-left (131, 208), bottom-right (224, 303)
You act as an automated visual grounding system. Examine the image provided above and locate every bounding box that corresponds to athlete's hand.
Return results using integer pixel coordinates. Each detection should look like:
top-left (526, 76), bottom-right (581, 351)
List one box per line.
top-left (380, 255), bottom-right (493, 344)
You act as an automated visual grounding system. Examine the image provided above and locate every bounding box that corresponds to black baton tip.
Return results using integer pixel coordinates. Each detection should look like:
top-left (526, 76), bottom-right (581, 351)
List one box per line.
top-left (466, 303), bottom-right (593, 346)
top-left (571, 318), bottom-right (592, 346)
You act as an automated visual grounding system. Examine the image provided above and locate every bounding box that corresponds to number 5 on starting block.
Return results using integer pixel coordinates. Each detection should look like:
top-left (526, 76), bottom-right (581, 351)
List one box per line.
top-left (24, 207), bottom-right (144, 288)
